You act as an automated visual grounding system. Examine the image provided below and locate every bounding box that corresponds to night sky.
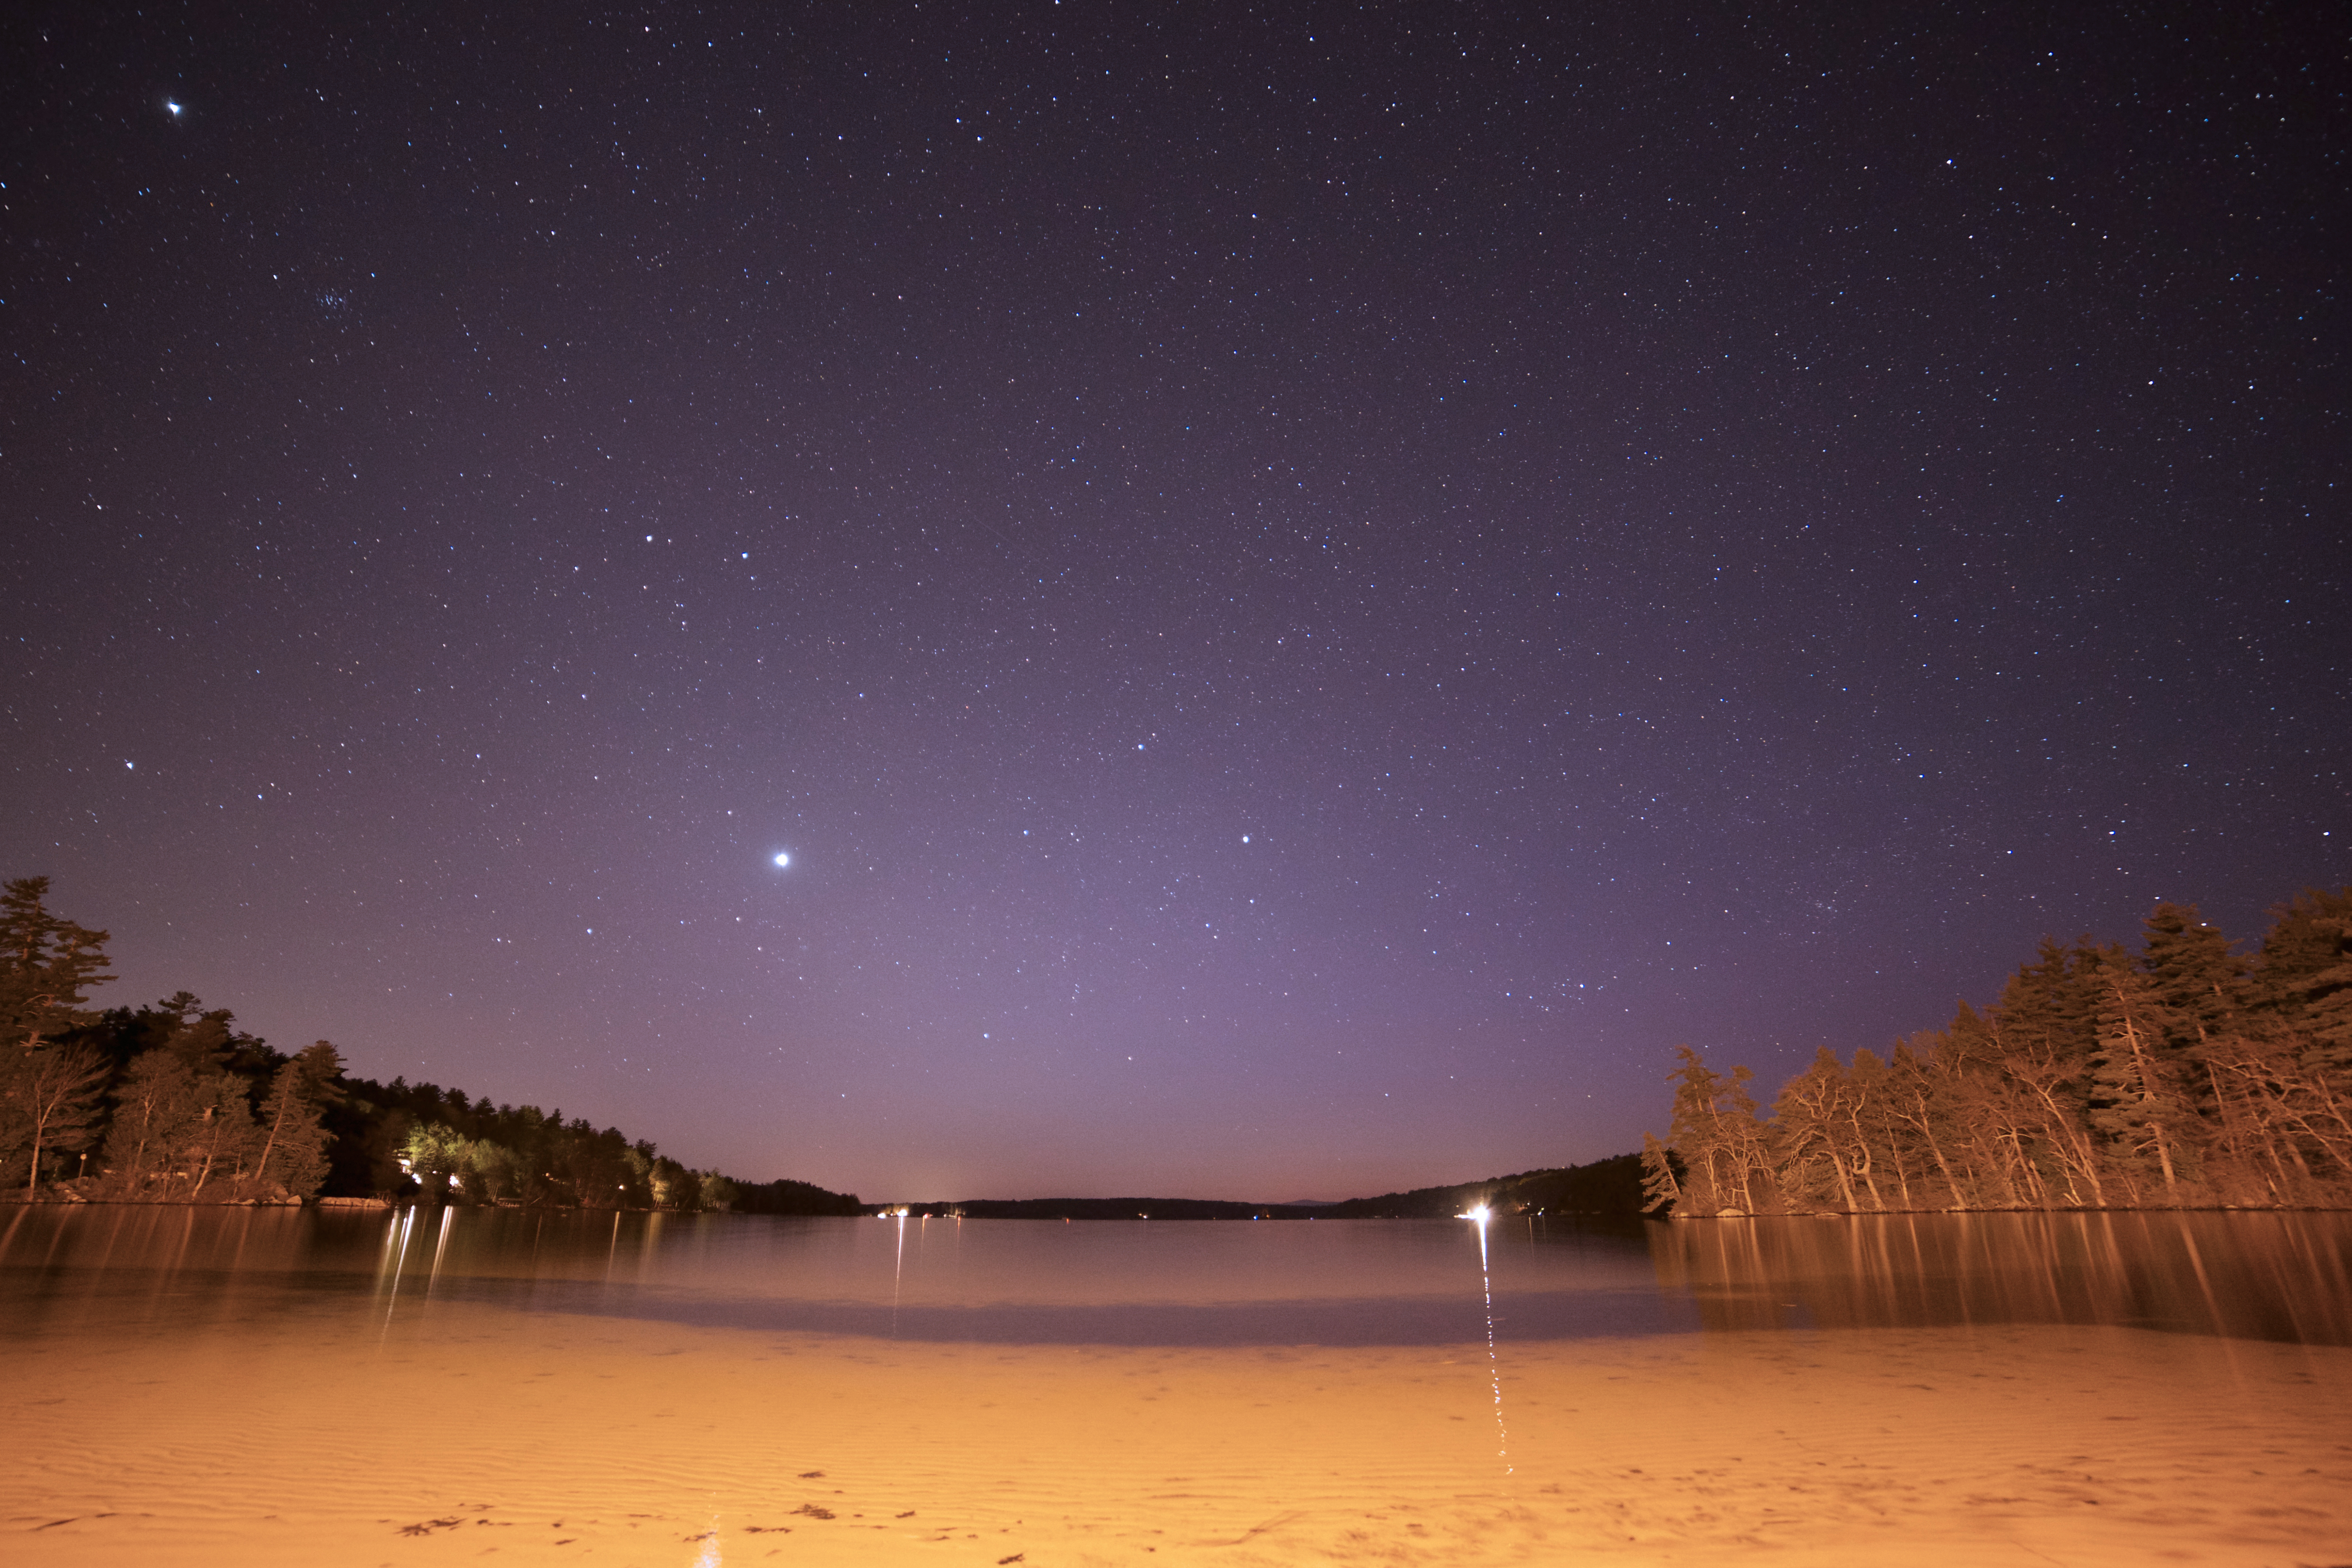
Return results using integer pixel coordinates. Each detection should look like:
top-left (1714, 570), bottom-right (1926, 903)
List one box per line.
top-left (5, 4), bottom-right (2343, 1201)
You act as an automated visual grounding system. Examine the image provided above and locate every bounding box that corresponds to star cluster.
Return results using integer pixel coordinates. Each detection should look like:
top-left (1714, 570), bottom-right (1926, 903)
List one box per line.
top-left (3, 5), bottom-right (2341, 1197)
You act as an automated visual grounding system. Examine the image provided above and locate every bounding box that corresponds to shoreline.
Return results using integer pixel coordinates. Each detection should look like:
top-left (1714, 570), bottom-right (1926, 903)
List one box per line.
top-left (12, 1188), bottom-right (2352, 1219)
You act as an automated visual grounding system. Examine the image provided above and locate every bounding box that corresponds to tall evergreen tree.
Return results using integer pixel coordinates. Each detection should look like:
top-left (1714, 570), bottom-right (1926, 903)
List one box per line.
top-left (2255, 888), bottom-right (2352, 1069)
top-left (2085, 971), bottom-right (2200, 1191)
top-left (0, 878), bottom-right (114, 1050)
top-left (1993, 937), bottom-right (2127, 1064)
top-left (1984, 947), bottom-right (2130, 1206)
top-left (2141, 902), bottom-right (2249, 1048)
top-left (251, 1041), bottom-right (341, 1198)
top-left (1638, 1131), bottom-right (1683, 1213)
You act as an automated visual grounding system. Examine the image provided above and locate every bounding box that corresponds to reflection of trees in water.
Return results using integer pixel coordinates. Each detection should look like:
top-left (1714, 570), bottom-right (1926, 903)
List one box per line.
top-left (1646, 1210), bottom-right (2352, 1345)
top-left (0, 1202), bottom-right (778, 1343)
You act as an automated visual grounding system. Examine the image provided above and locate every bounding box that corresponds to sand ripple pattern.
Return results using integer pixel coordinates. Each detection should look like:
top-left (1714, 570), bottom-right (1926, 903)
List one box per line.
top-left (7, 1309), bottom-right (2350, 1567)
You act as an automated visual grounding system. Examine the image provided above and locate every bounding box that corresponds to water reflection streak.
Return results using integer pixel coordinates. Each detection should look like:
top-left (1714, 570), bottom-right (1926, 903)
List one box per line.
top-left (1646, 1209), bottom-right (2352, 1343)
top-left (1468, 1209), bottom-right (1511, 1472)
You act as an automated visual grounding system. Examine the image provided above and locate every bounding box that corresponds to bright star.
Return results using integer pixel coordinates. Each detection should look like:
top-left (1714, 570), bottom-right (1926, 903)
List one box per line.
top-left (165, 101), bottom-right (182, 116)
top-left (772, 852), bottom-right (791, 869)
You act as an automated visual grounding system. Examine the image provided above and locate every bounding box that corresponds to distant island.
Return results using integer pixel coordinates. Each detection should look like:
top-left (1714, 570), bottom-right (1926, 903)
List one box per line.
top-left (872, 1153), bottom-right (1653, 1222)
top-left (1640, 887), bottom-right (2352, 1216)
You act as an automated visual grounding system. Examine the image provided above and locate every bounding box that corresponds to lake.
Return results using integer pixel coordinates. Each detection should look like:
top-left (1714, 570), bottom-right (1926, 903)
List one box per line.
top-left (5, 1206), bottom-right (2349, 1566)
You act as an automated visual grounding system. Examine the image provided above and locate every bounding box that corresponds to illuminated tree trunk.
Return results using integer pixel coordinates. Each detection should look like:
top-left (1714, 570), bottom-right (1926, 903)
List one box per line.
top-left (4, 1043), bottom-right (111, 1193)
top-left (1773, 1048), bottom-right (1857, 1211)
top-left (1658, 1047), bottom-right (1772, 1216)
top-left (1887, 1044), bottom-right (1965, 1206)
top-left (1842, 1048), bottom-right (1891, 1210)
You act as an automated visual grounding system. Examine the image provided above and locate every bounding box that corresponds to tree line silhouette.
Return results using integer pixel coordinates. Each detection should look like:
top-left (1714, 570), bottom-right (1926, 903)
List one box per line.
top-left (1641, 889), bottom-right (2352, 1215)
top-left (0, 877), bottom-right (860, 1212)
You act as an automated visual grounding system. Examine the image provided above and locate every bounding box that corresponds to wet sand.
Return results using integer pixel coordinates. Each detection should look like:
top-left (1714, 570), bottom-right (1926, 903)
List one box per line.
top-left (7, 1303), bottom-right (2348, 1567)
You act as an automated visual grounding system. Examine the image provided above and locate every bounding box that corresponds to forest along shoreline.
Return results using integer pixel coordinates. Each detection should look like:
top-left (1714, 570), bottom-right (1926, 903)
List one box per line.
top-left (1639, 888), bottom-right (2352, 1216)
top-left (8, 873), bottom-right (2349, 1222)
top-left (0, 876), bottom-right (860, 1216)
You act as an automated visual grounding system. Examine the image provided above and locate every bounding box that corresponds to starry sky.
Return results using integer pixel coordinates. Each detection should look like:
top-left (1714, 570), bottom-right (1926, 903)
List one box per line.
top-left (4, 3), bottom-right (2343, 1201)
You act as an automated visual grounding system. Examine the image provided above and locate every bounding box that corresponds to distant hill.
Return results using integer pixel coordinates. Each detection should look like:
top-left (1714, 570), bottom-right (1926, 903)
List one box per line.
top-left (1308, 1152), bottom-right (1650, 1219)
top-left (876, 1196), bottom-right (1326, 1221)
top-left (731, 1177), bottom-right (866, 1216)
top-left (876, 1152), bottom-right (1651, 1221)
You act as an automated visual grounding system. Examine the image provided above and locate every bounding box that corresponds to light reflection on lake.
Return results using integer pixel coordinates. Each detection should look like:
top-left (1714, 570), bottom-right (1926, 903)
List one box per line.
top-left (8, 1204), bottom-right (2352, 1565)
top-left (3, 1204), bottom-right (2346, 1346)
top-left (0, 1206), bottom-right (1685, 1345)
top-left (1649, 1208), bottom-right (2352, 1344)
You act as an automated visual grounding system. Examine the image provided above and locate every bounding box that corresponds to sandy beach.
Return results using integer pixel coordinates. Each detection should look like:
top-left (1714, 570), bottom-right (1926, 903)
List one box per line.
top-left (7, 1296), bottom-right (2348, 1568)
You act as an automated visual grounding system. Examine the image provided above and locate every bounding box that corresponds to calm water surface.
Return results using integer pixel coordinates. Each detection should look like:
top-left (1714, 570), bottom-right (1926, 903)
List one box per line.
top-left (3, 1205), bottom-right (2346, 1347)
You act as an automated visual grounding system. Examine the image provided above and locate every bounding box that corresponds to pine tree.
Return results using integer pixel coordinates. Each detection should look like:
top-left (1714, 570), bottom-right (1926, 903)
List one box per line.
top-left (2141, 902), bottom-right (2248, 1048)
top-left (1994, 938), bottom-right (2127, 1064)
top-left (2252, 888), bottom-right (2352, 1002)
top-left (1638, 1131), bottom-right (1683, 1213)
top-left (2253, 888), bottom-right (2352, 1073)
top-left (0, 878), bottom-right (114, 1050)
top-left (2086, 970), bottom-right (2201, 1192)
top-left (251, 1042), bottom-right (341, 1199)
top-left (1983, 949), bottom-right (2127, 1206)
